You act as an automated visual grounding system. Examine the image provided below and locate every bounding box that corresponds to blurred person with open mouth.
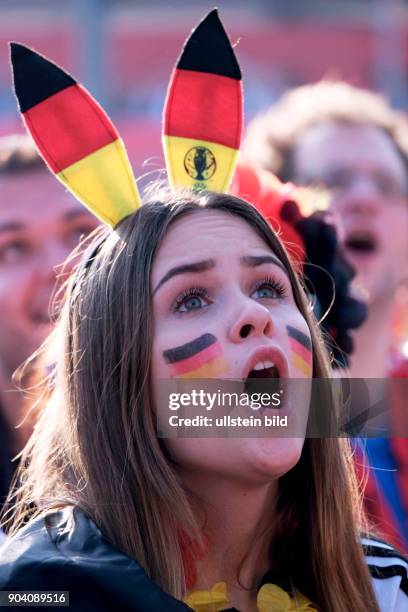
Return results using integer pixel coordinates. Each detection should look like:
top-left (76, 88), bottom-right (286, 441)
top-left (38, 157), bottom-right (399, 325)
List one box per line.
top-left (244, 81), bottom-right (408, 551)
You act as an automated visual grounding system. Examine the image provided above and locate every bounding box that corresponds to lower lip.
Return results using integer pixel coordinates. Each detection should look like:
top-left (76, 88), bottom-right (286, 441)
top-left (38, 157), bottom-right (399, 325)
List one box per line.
top-left (345, 245), bottom-right (379, 261)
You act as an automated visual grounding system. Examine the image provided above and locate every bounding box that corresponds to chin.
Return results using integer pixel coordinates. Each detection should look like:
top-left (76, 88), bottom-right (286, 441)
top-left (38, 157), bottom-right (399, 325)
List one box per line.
top-left (243, 437), bottom-right (305, 482)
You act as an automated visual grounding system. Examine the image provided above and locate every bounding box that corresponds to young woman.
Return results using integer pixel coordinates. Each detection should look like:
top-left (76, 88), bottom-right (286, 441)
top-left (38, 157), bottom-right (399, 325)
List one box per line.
top-left (0, 188), bottom-right (407, 612)
top-left (2, 12), bottom-right (406, 611)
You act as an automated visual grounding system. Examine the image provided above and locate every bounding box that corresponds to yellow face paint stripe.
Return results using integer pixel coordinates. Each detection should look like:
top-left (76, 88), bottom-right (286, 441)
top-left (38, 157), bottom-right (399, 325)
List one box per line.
top-left (293, 353), bottom-right (312, 377)
top-left (57, 139), bottom-right (141, 226)
top-left (163, 135), bottom-right (239, 193)
top-left (180, 356), bottom-right (228, 379)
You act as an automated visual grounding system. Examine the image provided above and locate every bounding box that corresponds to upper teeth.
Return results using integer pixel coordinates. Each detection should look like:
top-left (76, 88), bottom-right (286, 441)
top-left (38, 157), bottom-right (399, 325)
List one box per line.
top-left (253, 360), bottom-right (275, 371)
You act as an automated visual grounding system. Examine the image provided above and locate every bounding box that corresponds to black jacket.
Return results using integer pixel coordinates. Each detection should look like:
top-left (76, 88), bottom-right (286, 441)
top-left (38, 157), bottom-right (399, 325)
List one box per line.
top-left (0, 507), bottom-right (191, 611)
top-left (0, 507), bottom-right (407, 611)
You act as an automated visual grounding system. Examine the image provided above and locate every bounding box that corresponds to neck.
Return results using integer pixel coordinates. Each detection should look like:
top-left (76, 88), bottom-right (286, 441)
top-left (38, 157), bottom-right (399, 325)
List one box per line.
top-left (349, 294), bottom-right (394, 379)
top-left (184, 471), bottom-right (277, 599)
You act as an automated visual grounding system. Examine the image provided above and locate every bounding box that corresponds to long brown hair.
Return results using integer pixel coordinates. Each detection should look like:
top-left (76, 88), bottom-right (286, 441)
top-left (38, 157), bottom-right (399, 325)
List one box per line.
top-left (3, 188), bottom-right (378, 611)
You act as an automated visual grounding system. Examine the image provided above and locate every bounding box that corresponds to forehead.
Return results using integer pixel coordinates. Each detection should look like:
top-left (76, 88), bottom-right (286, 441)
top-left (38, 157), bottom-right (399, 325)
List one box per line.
top-left (152, 209), bottom-right (275, 279)
top-left (293, 122), bottom-right (407, 180)
top-left (0, 170), bottom-right (83, 226)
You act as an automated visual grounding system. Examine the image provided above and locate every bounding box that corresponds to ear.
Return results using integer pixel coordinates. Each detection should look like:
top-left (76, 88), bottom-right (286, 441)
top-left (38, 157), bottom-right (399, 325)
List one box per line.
top-left (10, 43), bottom-right (141, 227)
top-left (162, 9), bottom-right (243, 193)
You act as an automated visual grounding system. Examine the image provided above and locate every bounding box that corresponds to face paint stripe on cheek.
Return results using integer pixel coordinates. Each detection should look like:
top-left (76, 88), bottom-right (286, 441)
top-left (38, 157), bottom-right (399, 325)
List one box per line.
top-left (163, 333), bottom-right (217, 363)
top-left (286, 325), bottom-right (312, 352)
top-left (288, 337), bottom-right (312, 364)
top-left (292, 353), bottom-right (312, 377)
top-left (163, 333), bottom-right (227, 377)
top-left (286, 325), bottom-right (313, 376)
top-left (179, 357), bottom-right (228, 379)
top-left (169, 341), bottom-right (223, 376)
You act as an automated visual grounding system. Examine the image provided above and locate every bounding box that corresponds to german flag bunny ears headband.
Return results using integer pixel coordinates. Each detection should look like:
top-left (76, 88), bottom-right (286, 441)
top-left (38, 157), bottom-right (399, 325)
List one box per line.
top-left (9, 43), bottom-right (141, 227)
top-left (10, 10), bottom-right (242, 228)
top-left (163, 9), bottom-right (242, 192)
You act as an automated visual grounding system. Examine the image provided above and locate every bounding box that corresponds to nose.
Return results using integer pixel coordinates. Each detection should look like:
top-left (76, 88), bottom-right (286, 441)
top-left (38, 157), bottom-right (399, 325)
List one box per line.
top-left (335, 176), bottom-right (382, 216)
top-left (228, 298), bottom-right (274, 343)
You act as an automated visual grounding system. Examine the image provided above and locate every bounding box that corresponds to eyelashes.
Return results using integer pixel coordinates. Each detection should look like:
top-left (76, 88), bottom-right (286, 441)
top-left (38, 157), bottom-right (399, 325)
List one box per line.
top-left (172, 287), bottom-right (211, 313)
top-left (251, 276), bottom-right (287, 300)
top-left (172, 277), bottom-right (287, 314)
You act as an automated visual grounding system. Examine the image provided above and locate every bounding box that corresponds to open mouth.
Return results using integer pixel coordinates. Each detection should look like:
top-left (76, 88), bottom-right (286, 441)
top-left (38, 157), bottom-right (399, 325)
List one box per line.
top-left (246, 360), bottom-right (280, 380)
top-left (242, 350), bottom-right (287, 402)
top-left (242, 348), bottom-right (288, 381)
top-left (345, 231), bottom-right (378, 254)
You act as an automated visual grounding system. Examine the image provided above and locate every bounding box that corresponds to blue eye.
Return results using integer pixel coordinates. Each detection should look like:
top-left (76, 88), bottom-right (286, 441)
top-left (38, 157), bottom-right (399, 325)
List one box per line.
top-left (251, 278), bottom-right (286, 300)
top-left (179, 296), bottom-right (204, 312)
top-left (173, 288), bottom-right (210, 313)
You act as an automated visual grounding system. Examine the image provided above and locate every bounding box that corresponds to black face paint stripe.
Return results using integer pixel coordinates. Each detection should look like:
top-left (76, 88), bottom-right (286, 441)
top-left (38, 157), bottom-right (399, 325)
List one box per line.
top-left (163, 333), bottom-right (217, 364)
top-left (286, 325), bottom-right (312, 352)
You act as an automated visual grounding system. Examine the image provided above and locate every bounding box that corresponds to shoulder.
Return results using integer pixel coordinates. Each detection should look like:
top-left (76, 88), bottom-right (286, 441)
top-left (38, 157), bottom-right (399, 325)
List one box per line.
top-left (361, 536), bottom-right (408, 612)
top-left (0, 507), bottom-right (190, 612)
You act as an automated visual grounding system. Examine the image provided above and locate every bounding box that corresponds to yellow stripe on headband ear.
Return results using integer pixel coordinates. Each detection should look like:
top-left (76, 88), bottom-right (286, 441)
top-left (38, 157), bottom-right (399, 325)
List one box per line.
top-left (163, 136), bottom-right (240, 193)
top-left (57, 140), bottom-right (138, 227)
top-left (10, 42), bottom-right (141, 227)
top-left (163, 9), bottom-right (243, 193)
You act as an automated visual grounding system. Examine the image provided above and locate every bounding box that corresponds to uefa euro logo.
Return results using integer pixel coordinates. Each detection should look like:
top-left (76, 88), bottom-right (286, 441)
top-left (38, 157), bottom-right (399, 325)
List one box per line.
top-left (184, 146), bottom-right (217, 182)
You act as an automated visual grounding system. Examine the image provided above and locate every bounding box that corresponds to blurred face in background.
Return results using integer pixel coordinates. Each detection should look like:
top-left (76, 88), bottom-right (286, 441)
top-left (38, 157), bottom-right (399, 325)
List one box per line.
top-left (292, 122), bottom-right (408, 303)
top-left (0, 169), bottom-right (99, 378)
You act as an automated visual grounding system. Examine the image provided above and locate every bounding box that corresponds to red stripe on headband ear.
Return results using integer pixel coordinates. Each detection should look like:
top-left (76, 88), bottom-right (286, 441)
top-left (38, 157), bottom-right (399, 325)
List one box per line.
top-left (162, 9), bottom-right (243, 193)
top-left (164, 69), bottom-right (241, 149)
top-left (22, 84), bottom-right (118, 173)
top-left (10, 42), bottom-right (141, 226)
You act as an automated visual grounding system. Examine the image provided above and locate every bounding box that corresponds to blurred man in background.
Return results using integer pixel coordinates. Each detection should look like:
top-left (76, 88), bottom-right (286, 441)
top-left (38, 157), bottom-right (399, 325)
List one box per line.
top-left (244, 81), bottom-right (408, 550)
top-left (0, 134), bottom-right (99, 514)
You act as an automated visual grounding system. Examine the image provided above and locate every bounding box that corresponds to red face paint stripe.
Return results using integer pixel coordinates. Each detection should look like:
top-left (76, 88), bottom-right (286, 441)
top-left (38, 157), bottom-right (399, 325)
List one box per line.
top-left (164, 69), bottom-right (242, 150)
top-left (289, 337), bottom-right (313, 365)
top-left (164, 333), bottom-right (216, 363)
top-left (287, 325), bottom-right (312, 351)
top-left (180, 356), bottom-right (228, 379)
top-left (169, 341), bottom-right (223, 376)
top-left (23, 83), bottom-right (119, 173)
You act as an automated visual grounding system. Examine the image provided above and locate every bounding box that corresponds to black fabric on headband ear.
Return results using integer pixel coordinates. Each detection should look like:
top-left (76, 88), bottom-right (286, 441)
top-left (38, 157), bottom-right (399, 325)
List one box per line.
top-left (177, 9), bottom-right (241, 79)
top-left (10, 42), bottom-right (76, 113)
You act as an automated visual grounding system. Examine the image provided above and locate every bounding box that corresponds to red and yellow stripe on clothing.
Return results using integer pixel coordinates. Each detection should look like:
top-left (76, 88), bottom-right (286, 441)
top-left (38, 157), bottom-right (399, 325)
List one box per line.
top-left (163, 9), bottom-right (242, 193)
top-left (10, 43), bottom-right (140, 227)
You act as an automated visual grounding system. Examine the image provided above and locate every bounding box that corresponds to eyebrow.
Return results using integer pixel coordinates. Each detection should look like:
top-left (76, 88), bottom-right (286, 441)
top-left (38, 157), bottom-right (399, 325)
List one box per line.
top-left (153, 253), bottom-right (289, 296)
top-left (240, 254), bottom-right (289, 275)
top-left (153, 259), bottom-right (215, 295)
top-left (0, 222), bottom-right (24, 234)
top-left (0, 209), bottom-right (92, 235)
